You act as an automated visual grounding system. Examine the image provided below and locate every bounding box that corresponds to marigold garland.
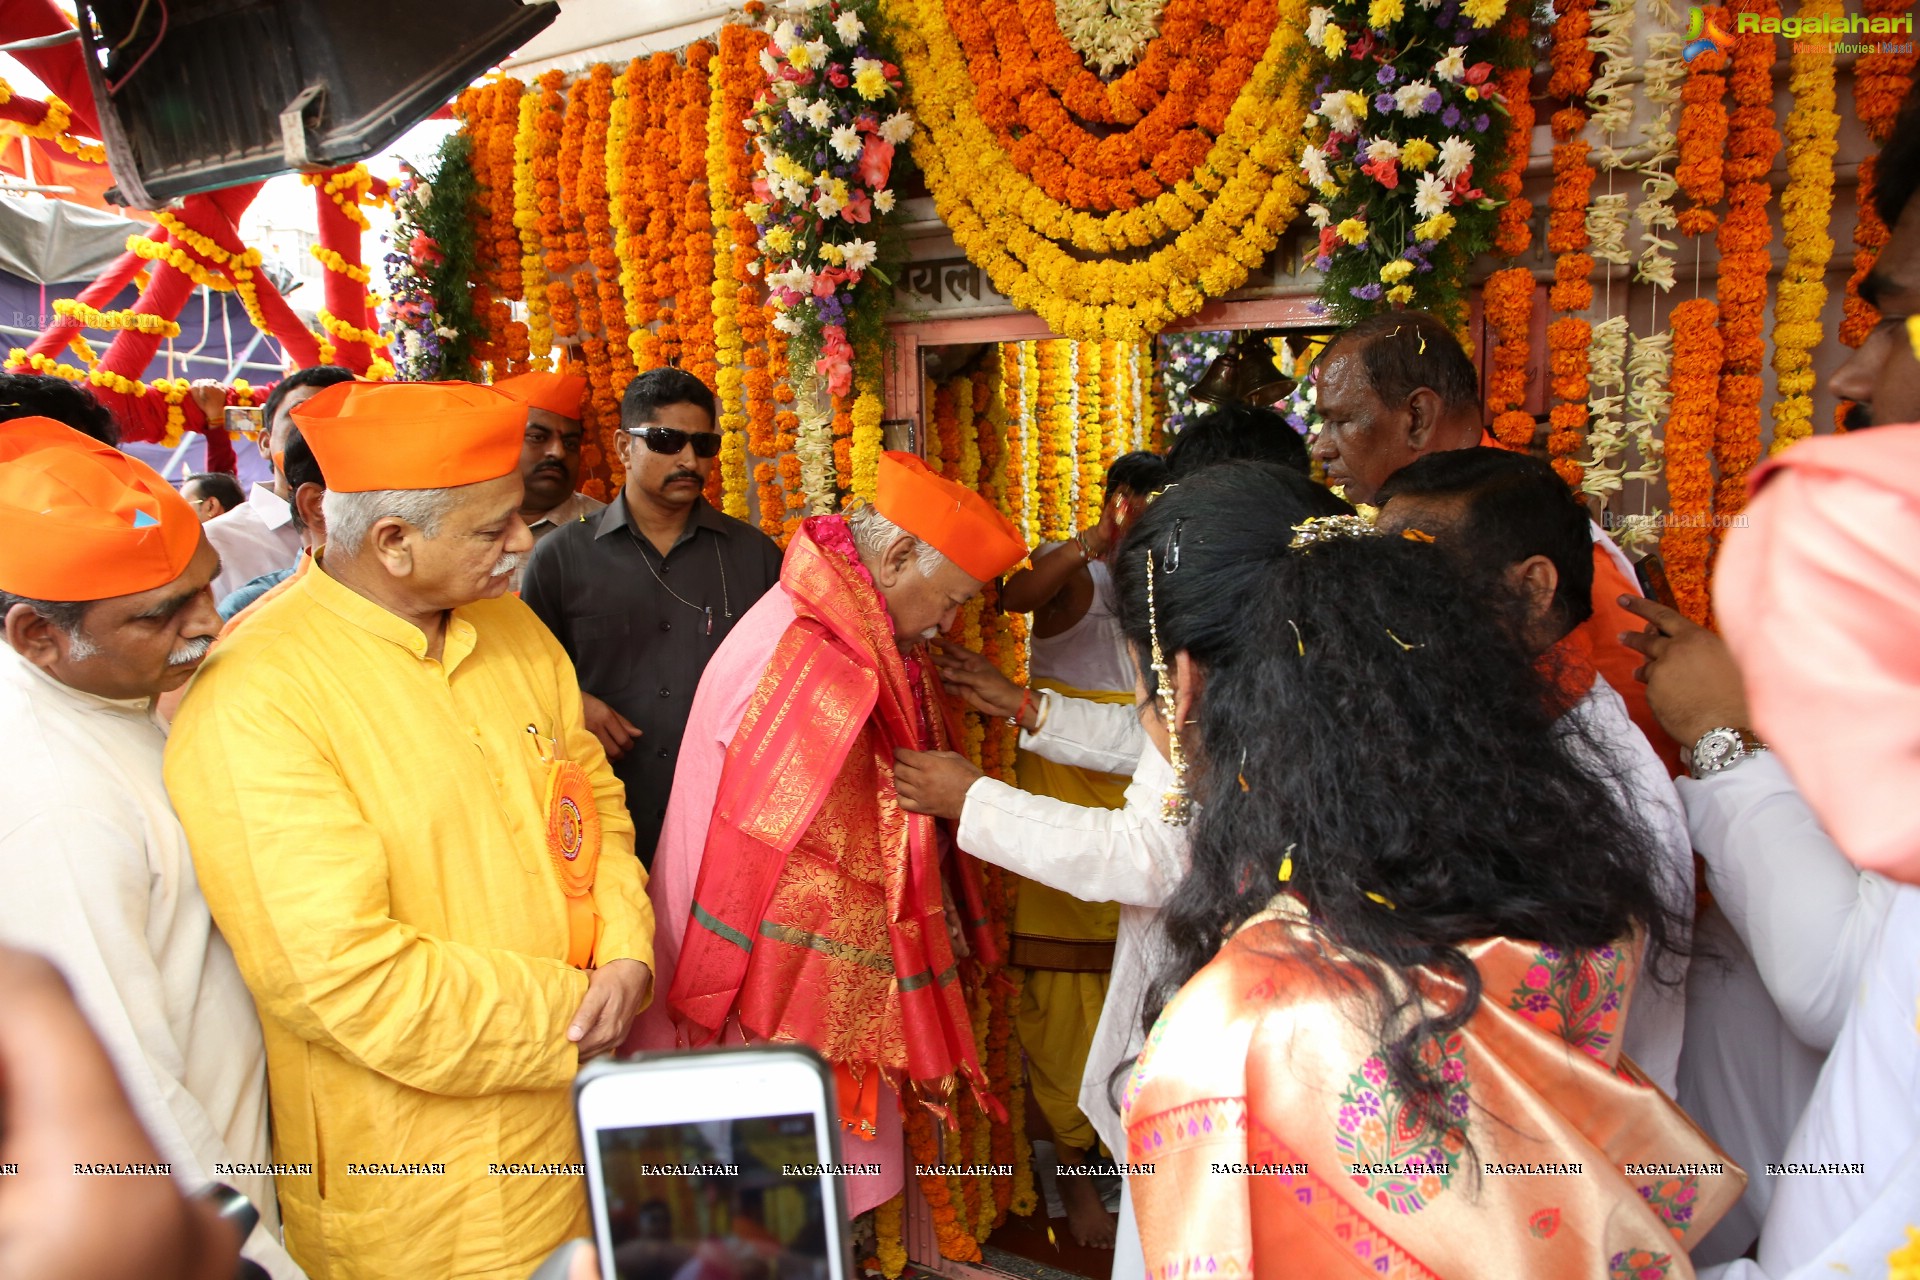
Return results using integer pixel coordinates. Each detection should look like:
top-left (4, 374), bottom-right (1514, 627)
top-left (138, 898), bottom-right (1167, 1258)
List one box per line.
top-left (1665, 298), bottom-right (1721, 626)
top-left (1545, 0), bottom-right (1597, 493)
top-left (1075, 340), bottom-right (1104, 525)
top-left (1674, 17), bottom-right (1728, 237)
top-left (1483, 268), bottom-right (1536, 449)
top-left (1838, 0), bottom-right (1916, 426)
top-left (1034, 340), bottom-right (1074, 540)
top-left (1711, 0), bottom-right (1779, 524)
top-left (50, 299), bottom-right (181, 339)
top-left (850, 387), bottom-right (886, 501)
top-left (513, 89), bottom-right (555, 367)
top-left (1767, 0), bottom-right (1838, 457)
top-left (0, 86), bottom-right (106, 163)
top-left (884, 0), bottom-right (1311, 339)
top-left (903, 1098), bottom-right (981, 1261)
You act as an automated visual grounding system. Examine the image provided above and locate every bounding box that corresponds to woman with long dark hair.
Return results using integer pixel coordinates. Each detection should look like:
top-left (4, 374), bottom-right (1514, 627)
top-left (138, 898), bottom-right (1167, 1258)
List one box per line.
top-left (1110, 467), bottom-right (1742, 1277)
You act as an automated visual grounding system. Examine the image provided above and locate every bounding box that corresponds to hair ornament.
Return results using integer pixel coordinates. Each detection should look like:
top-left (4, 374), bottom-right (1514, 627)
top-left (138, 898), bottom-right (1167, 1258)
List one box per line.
top-left (1365, 890), bottom-right (1398, 910)
top-left (1401, 528), bottom-right (1436, 544)
top-left (1385, 628), bottom-right (1424, 652)
top-left (1289, 514), bottom-right (1380, 551)
top-left (1145, 547), bottom-right (1193, 827)
top-left (1277, 843), bottom-right (1296, 883)
top-left (1287, 618), bottom-right (1305, 657)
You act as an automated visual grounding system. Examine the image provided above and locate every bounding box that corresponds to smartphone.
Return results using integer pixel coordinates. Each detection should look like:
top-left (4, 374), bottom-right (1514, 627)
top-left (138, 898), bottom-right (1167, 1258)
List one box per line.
top-left (576, 1047), bottom-right (852, 1280)
top-left (224, 404), bottom-right (266, 438)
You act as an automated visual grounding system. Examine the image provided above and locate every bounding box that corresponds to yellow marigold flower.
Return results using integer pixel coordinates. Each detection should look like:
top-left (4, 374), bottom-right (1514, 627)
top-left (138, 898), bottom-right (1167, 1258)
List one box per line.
top-left (1414, 212), bottom-right (1457, 241)
top-left (1324, 24), bottom-right (1347, 55)
top-left (786, 43), bottom-right (813, 70)
top-left (765, 226), bottom-right (795, 253)
top-left (1337, 218), bottom-right (1369, 246)
top-left (1462, 0), bottom-right (1507, 27)
top-left (1380, 259), bottom-right (1415, 284)
top-left (1387, 284), bottom-right (1415, 305)
top-left (1367, 0), bottom-right (1405, 28)
top-left (854, 66), bottom-right (888, 100)
top-left (1346, 91), bottom-right (1370, 120)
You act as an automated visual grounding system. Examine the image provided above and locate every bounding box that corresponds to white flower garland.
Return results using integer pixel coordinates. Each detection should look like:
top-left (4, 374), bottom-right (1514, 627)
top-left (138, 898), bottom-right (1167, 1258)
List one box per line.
top-left (1621, 30), bottom-right (1686, 508)
top-left (1053, 0), bottom-right (1167, 76)
top-left (795, 371), bottom-right (839, 514)
top-left (1580, 315), bottom-right (1632, 500)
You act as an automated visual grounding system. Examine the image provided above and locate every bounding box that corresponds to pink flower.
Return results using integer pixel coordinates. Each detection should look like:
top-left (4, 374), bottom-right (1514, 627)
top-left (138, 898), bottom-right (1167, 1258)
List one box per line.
top-left (858, 135), bottom-right (895, 188)
top-left (827, 65), bottom-right (849, 88)
top-left (751, 176), bottom-right (772, 203)
top-left (841, 190), bottom-right (872, 223)
top-left (1464, 61), bottom-right (1493, 85)
top-left (1317, 227), bottom-right (1342, 257)
top-left (811, 267), bottom-right (845, 298)
top-left (1523, 964), bottom-right (1551, 990)
top-left (1360, 157), bottom-right (1401, 188)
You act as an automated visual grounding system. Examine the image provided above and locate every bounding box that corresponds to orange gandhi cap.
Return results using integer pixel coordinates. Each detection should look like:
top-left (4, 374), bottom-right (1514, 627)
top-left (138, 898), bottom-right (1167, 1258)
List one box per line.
top-left (494, 371), bottom-right (587, 420)
top-left (875, 451), bottom-right (1027, 582)
top-left (291, 380), bottom-right (525, 493)
top-left (0, 417), bottom-right (201, 602)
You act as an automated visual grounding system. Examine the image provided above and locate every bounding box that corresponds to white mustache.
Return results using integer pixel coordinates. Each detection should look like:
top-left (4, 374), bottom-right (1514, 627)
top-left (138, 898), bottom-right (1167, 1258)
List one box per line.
top-left (169, 635), bottom-right (215, 667)
top-left (490, 550), bottom-right (526, 579)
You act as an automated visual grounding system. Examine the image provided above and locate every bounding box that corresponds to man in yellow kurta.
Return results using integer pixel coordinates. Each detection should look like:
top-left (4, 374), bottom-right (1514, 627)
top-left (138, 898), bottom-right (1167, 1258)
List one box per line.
top-left (165, 381), bottom-right (655, 1280)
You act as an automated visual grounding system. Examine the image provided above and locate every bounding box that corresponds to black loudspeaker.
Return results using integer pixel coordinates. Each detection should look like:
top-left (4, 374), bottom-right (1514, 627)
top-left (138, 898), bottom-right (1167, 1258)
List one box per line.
top-left (77, 0), bottom-right (558, 208)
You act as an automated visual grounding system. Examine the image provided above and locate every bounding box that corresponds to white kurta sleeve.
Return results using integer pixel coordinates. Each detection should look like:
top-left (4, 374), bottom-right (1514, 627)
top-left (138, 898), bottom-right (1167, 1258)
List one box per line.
top-left (1678, 752), bottom-right (1896, 1050)
top-left (956, 742), bottom-right (1187, 909)
top-left (1019, 689), bottom-right (1147, 775)
top-left (0, 811), bottom-right (307, 1280)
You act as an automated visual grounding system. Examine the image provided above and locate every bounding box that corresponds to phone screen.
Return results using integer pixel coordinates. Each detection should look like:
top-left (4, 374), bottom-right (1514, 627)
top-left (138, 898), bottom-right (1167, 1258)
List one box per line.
top-left (594, 1112), bottom-right (832, 1280)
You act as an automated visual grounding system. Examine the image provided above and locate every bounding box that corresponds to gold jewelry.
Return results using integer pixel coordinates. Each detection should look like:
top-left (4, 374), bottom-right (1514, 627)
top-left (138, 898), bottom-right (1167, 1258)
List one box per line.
top-left (1146, 547), bottom-right (1192, 827)
top-left (1288, 513), bottom-right (1380, 551)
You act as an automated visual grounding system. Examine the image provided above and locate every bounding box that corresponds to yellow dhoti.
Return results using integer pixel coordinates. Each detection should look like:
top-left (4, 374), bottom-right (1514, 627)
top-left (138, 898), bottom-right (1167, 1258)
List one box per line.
top-left (1011, 681), bottom-right (1131, 1153)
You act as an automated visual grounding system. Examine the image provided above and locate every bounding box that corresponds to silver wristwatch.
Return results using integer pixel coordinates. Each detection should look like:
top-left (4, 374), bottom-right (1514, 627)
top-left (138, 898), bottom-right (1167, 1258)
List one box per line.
top-left (1689, 726), bottom-right (1767, 779)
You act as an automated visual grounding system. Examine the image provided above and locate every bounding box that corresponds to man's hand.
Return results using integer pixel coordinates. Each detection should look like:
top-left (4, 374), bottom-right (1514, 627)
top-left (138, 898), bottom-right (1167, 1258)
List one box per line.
top-left (582, 692), bottom-right (641, 761)
top-left (894, 748), bottom-right (984, 820)
top-left (1618, 594), bottom-right (1754, 747)
top-left (0, 947), bottom-right (243, 1280)
top-left (569, 958), bottom-right (653, 1060)
top-left (931, 640), bottom-right (1030, 724)
top-left (187, 379), bottom-right (227, 425)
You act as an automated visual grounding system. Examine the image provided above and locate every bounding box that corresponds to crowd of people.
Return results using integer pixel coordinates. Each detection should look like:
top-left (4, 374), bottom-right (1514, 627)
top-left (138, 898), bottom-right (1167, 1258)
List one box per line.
top-left (1, 78), bottom-right (1918, 1280)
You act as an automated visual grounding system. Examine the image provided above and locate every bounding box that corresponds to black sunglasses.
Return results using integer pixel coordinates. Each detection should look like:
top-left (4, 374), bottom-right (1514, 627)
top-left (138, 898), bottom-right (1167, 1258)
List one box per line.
top-left (625, 426), bottom-right (722, 459)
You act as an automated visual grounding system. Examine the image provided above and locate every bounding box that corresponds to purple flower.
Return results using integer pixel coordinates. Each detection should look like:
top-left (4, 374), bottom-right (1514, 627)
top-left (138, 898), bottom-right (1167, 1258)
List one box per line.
top-left (1374, 92), bottom-right (1397, 113)
top-left (1442, 105), bottom-right (1462, 127)
top-left (1474, 113), bottom-right (1491, 133)
top-left (1353, 1088), bottom-right (1382, 1115)
top-left (1308, 300), bottom-right (1329, 316)
top-left (1426, 91), bottom-right (1443, 112)
top-left (1377, 64), bottom-right (1398, 85)
top-left (1440, 0), bottom-right (1460, 20)
top-left (1314, 254), bottom-right (1334, 271)
top-left (1541, 946), bottom-right (1562, 960)
top-left (1352, 283), bottom-right (1385, 301)
top-left (1523, 992), bottom-right (1552, 1013)
top-left (1286, 412), bottom-right (1308, 432)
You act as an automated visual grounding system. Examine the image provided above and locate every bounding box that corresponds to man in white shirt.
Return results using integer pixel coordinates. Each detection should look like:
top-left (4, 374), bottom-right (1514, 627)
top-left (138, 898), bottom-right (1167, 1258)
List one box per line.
top-left (1619, 593), bottom-right (1894, 1264)
top-left (1370, 447), bottom-right (1694, 1096)
top-left (0, 417), bottom-right (303, 1280)
top-left (203, 366), bottom-right (353, 601)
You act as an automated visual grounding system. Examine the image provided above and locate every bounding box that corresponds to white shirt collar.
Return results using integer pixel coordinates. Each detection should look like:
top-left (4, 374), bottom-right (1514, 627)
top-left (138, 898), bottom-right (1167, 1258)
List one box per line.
top-left (247, 482), bottom-right (294, 531)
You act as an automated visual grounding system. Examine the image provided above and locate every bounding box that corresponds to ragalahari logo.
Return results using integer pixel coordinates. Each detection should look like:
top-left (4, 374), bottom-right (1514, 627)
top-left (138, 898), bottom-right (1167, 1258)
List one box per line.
top-left (1684, 6), bottom-right (1734, 60)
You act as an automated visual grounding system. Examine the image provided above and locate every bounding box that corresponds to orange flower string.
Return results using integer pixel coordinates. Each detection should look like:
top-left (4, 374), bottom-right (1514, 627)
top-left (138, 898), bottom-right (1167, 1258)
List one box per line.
top-left (1484, 268), bottom-right (1536, 450)
top-left (1674, 16), bottom-right (1728, 237)
top-left (1665, 299), bottom-right (1721, 625)
top-left (1711, 0), bottom-right (1778, 522)
top-left (1545, 0), bottom-right (1596, 492)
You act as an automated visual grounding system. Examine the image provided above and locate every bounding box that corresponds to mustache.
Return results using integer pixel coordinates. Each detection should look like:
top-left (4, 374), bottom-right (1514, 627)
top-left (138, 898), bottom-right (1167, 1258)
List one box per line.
top-left (168, 635), bottom-right (215, 667)
top-left (665, 469), bottom-right (703, 484)
top-left (490, 550), bottom-right (526, 580)
top-left (1842, 401), bottom-right (1874, 431)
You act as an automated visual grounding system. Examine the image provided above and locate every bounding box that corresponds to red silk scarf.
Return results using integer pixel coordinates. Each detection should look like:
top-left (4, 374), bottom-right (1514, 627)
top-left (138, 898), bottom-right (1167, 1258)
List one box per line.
top-left (668, 517), bottom-right (999, 1128)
